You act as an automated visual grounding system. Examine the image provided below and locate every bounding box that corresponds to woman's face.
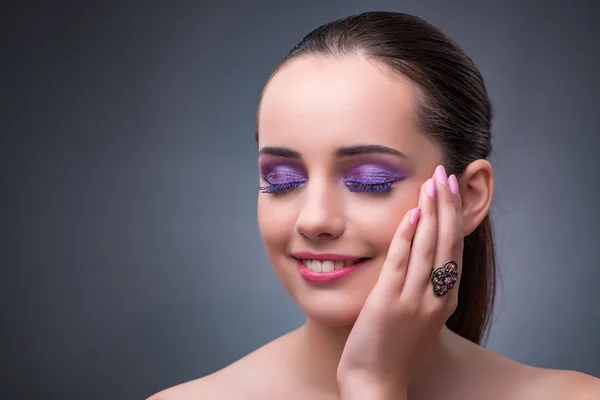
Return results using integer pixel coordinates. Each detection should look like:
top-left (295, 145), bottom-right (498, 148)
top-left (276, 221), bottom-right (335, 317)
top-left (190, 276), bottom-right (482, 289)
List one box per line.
top-left (257, 55), bottom-right (443, 326)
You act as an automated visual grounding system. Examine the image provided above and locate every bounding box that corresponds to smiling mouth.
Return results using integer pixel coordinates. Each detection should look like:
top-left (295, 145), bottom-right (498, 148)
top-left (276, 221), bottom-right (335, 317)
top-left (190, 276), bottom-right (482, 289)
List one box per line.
top-left (300, 258), bottom-right (369, 273)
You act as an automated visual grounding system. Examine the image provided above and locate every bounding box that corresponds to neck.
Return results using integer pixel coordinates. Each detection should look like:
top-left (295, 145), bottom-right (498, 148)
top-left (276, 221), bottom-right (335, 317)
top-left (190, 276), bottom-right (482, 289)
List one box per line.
top-left (295, 317), bottom-right (474, 398)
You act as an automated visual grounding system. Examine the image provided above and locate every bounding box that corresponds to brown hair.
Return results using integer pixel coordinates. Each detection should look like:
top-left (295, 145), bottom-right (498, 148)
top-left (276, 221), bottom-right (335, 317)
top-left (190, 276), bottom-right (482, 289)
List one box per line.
top-left (256, 11), bottom-right (496, 344)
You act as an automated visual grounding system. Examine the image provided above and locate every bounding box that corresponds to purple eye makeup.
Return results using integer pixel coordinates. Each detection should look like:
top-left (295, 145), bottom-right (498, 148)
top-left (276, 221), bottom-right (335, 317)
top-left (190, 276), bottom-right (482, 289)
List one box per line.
top-left (258, 160), bottom-right (407, 194)
top-left (343, 163), bottom-right (407, 193)
top-left (259, 163), bottom-right (307, 194)
top-left (257, 143), bottom-right (410, 196)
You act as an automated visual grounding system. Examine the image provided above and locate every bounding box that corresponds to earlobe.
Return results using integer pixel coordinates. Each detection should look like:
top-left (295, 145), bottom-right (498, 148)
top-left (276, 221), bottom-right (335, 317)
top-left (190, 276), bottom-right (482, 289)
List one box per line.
top-left (459, 159), bottom-right (494, 237)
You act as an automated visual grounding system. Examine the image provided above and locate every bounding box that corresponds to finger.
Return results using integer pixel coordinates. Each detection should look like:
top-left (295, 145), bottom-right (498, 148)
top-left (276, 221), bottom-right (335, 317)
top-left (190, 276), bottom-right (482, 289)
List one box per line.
top-left (445, 173), bottom-right (464, 295)
top-left (448, 173), bottom-right (463, 215)
top-left (375, 207), bottom-right (422, 295)
top-left (427, 166), bottom-right (463, 301)
top-left (401, 177), bottom-right (438, 300)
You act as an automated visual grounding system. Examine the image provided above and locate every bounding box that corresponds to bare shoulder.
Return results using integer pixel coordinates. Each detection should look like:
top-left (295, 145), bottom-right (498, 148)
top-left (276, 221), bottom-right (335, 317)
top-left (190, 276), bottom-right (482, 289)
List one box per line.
top-left (519, 367), bottom-right (600, 399)
top-left (146, 330), bottom-right (300, 400)
top-left (146, 371), bottom-right (224, 400)
top-left (541, 369), bottom-right (600, 399)
top-left (455, 334), bottom-right (599, 400)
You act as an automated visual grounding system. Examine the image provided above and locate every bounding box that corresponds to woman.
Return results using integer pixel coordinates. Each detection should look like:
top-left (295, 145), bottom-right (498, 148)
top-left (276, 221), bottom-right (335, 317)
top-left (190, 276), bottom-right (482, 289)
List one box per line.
top-left (150, 11), bottom-right (599, 399)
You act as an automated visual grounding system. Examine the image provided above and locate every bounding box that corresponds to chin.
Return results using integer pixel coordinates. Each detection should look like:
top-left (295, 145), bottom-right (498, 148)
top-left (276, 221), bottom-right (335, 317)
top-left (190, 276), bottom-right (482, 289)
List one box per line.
top-left (299, 296), bottom-right (363, 327)
top-left (289, 276), bottom-right (374, 327)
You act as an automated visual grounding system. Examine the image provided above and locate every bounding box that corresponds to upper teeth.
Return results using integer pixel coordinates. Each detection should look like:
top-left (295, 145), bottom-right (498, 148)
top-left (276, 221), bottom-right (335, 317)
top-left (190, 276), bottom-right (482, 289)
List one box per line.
top-left (302, 259), bottom-right (358, 273)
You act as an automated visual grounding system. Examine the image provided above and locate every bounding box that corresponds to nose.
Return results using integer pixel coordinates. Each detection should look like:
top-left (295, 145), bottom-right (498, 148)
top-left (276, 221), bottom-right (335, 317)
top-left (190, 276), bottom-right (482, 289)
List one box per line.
top-left (295, 180), bottom-right (345, 242)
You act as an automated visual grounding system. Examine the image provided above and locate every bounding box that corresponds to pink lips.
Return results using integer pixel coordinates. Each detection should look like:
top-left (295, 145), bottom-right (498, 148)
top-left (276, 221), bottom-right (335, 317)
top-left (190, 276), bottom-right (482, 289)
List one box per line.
top-left (293, 252), bottom-right (368, 283)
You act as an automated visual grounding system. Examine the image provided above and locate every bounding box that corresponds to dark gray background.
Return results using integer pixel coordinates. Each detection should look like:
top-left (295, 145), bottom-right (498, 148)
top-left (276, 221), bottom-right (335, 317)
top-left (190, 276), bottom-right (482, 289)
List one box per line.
top-left (2, 1), bottom-right (599, 399)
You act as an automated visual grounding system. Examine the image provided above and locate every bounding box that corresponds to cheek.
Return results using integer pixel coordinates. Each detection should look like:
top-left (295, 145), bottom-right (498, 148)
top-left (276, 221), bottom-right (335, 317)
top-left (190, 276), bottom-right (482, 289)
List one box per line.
top-left (355, 204), bottom-right (403, 252)
top-left (257, 196), bottom-right (297, 253)
top-left (347, 183), bottom-right (421, 254)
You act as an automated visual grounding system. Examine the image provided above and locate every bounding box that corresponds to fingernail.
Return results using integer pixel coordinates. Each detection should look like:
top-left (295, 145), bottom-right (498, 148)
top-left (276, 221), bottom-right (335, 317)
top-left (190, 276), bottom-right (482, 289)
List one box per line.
top-left (426, 178), bottom-right (436, 198)
top-left (448, 174), bottom-right (459, 195)
top-left (435, 165), bottom-right (448, 185)
top-left (410, 207), bottom-right (421, 225)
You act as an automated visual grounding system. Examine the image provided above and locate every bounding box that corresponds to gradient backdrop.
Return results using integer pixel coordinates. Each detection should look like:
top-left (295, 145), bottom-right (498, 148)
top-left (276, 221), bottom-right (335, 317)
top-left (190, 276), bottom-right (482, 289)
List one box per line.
top-left (2, 1), bottom-right (599, 399)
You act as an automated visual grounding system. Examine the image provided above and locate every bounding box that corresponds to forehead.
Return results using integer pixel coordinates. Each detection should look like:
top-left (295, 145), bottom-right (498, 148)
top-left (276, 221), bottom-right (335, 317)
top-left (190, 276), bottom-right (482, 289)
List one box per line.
top-left (258, 55), bottom-right (436, 160)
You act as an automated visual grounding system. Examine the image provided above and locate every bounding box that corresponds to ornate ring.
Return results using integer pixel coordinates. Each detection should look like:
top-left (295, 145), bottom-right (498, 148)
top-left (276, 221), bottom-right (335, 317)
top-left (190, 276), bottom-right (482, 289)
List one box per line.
top-left (431, 260), bottom-right (459, 297)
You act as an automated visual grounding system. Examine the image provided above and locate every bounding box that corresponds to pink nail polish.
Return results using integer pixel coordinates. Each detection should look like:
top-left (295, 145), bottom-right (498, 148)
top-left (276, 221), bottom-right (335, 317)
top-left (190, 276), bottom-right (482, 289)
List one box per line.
top-left (435, 165), bottom-right (448, 185)
top-left (426, 178), bottom-right (436, 198)
top-left (410, 208), bottom-right (421, 225)
top-left (448, 174), bottom-right (459, 195)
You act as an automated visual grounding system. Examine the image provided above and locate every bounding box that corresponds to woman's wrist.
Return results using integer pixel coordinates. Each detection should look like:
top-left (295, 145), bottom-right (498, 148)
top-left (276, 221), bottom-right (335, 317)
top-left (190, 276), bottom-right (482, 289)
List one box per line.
top-left (338, 375), bottom-right (407, 400)
top-left (340, 386), bottom-right (407, 400)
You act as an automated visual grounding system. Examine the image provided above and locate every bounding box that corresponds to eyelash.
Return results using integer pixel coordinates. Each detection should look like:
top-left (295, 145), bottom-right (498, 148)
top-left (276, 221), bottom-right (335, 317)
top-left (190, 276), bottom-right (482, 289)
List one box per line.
top-left (258, 180), bottom-right (396, 194)
top-left (258, 181), bottom-right (305, 194)
top-left (344, 181), bottom-right (394, 193)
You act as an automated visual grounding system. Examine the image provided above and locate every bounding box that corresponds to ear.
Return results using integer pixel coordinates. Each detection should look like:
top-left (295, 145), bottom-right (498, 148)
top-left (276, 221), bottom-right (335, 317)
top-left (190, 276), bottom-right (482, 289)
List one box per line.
top-left (457, 159), bottom-right (494, 237)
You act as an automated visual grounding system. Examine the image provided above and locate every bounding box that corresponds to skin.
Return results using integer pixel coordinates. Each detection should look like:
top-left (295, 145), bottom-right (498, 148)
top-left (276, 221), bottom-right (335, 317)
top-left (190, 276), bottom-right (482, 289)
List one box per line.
top-left (149, 55), bottom-right (600, 399)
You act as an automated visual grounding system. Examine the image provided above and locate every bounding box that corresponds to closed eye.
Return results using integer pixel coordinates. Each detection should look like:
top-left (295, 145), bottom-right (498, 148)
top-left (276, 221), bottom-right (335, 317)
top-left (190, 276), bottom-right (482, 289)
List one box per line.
top-left (344, 181), bottom-right (395, 193)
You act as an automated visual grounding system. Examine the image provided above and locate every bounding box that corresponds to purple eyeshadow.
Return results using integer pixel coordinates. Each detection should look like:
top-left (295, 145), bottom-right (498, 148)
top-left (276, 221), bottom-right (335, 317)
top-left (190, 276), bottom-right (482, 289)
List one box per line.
top-left (344, 163), bottom-right (407, 184)
top-left (261, 163), bottom-right (307, 184)
top-left (258, 160), bottom-right (407, 194)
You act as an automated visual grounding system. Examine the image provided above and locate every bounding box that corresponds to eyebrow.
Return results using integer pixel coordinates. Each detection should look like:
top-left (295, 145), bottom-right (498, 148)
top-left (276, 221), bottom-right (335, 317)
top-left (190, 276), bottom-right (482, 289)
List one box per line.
top-left (258, 145), bottom-right (408, 159)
